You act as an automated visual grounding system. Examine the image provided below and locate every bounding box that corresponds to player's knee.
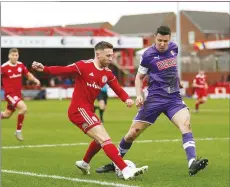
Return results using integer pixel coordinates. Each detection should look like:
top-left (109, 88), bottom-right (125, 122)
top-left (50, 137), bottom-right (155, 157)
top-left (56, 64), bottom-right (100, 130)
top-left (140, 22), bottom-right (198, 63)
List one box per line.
top-left (99, 107), bottom-right (105, 111)
top-left (99, 104), bottom-right (105, 110)
top-left (18, 105), bottom-right (27, 114)
top-left (94, 134), bottom-right (111, 145)
top-left (184, 121), bottom-right (192, 131)
top-left (179, 118), bottom-right (191, 132)
top-left (202, 98), bottom-right (207, 103)
top-left (98, 137), bottom-right (112, 145)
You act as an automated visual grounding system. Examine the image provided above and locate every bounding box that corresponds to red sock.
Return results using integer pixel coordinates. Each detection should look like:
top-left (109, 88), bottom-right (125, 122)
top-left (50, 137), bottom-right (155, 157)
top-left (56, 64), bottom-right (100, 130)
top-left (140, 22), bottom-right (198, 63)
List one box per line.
top-left (195, 102), bottom-right (199, 110)
top-left (102, 139), bottom-right (127, 171)
top-left (17, 114), bottom-right (25, 130)
top-left (83, 140), bottom-right (101, 163)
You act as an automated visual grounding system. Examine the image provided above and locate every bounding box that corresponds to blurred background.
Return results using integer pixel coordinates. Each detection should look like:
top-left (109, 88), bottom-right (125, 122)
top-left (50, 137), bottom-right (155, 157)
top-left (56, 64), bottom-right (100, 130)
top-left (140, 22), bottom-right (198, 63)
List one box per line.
top-left (1, 2), bottom-right (229, 100)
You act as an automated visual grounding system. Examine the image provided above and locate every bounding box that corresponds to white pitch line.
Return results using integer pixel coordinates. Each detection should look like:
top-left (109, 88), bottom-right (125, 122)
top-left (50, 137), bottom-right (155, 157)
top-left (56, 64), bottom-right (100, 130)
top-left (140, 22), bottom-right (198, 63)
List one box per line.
top-left (2, 143), bottom-right (89, 149)
top-left (2, 137), bottom-right (229, 149)
top-left (1, 169), bottom-right (139, 187)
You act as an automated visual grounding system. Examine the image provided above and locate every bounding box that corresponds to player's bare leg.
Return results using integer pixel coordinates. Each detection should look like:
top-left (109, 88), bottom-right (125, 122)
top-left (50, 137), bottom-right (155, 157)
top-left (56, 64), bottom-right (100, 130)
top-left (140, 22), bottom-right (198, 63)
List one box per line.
top-left (15, 101), bottom-right (27, 141)
top-left (98, 100), bottom-right (106, 124)
top-left (121, 121), bottom-right (149, 156)
top-left (195, 97), bottom-right (207, 112)
top-left (96, 121), bottom-right (149, 173)
top-left (77, 125), bottom-right (148, 179)
top-left (171, 108), bottom-right (208, 175)
top-left (1, 108), bottom-right (14, 119)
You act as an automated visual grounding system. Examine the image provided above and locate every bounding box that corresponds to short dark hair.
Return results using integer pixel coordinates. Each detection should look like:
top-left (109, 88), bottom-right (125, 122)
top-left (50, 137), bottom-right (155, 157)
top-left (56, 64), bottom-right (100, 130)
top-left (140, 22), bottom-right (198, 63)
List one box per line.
top-left (156, 26), bottom-right (171, 36)
top-left (94, 41), bottom-right (113, 51)
top-left (9, 48), bottom-right (19, 54)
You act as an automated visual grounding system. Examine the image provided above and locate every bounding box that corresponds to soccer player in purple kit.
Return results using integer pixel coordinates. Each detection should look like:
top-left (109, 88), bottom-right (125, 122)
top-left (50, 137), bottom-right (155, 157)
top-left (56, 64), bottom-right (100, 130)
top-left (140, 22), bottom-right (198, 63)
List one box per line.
top-left (96, 26), bottom-right (208, 176)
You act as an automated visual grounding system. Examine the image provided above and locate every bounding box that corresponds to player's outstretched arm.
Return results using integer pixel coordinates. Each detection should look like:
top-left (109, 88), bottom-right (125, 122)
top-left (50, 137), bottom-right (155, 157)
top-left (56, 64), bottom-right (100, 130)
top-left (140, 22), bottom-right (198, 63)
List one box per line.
top-left (108, 78), bottom-right (134, 108)
top-left (32, 61), bottom-right (79, 76)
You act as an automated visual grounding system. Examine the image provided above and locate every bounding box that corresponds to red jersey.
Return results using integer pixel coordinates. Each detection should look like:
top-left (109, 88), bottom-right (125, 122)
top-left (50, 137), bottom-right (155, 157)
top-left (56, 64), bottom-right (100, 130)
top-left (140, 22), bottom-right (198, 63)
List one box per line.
top-left (1, 61), bottom-right (29, 96)
top-left (43, 59), bottom-right (129, 113)
top-left (193, 74), bottom-right (207, 89)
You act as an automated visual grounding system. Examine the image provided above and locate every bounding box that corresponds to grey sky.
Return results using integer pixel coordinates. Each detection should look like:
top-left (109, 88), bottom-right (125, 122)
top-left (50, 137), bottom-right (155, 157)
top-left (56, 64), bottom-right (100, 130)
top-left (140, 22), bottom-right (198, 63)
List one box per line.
top-left (1, 1), bottom-right (229, 27)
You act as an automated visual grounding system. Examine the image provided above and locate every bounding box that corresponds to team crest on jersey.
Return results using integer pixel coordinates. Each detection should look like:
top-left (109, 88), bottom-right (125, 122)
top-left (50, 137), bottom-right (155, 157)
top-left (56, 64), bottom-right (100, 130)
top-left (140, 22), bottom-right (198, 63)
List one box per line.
top-left (102, 76), bottom-right (107, 83)
top-left (92, 116), bottom-right (98, 122)
top-left (17, 67), bottom-right (22, 72)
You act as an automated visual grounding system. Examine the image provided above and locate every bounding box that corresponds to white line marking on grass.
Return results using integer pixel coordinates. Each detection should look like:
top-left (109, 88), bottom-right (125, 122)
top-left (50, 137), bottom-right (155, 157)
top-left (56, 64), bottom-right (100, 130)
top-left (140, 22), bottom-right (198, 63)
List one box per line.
top-left (2, 143), bottom-right (89, 149)
top-left (135, 137), bottom-right (229, 143)
top-left (1, 170), bottom-right (139, 187)
top-left (2, 137), bottom-right (229, 149)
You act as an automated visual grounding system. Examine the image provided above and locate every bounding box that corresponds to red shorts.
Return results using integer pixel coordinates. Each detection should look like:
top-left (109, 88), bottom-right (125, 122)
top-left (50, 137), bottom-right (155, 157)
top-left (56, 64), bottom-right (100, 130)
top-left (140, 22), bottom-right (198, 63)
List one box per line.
top-left (68, 107), bottom-right (101, 133)
top-left (195, 89), bottom-right (207, 99)
top-left (5, 94), bottom-right (22, 111)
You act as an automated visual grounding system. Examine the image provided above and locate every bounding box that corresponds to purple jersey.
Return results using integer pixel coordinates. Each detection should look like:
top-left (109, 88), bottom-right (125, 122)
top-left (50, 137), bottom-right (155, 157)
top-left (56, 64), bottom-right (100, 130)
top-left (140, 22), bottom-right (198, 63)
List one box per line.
top-left (135, 42), bottom-right (187, 125)
top-left (138, 42), bottom-right (179, 98)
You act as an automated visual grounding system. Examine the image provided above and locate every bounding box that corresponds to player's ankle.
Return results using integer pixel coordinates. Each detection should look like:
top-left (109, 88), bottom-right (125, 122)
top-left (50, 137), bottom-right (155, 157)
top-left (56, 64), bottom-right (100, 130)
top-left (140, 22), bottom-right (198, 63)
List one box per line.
top-left (82, 160), bottom-right (90, 165)
top-left (188, 158), bottom-right (196, 168)
top-left (121, 166), bottom-right (132, 176)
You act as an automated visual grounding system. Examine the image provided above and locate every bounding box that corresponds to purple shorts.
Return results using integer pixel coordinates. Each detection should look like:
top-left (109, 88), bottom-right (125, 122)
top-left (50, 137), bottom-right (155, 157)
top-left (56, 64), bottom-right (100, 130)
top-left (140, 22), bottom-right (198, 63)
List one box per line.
top-left (134, 96), bottom-right (188, 124)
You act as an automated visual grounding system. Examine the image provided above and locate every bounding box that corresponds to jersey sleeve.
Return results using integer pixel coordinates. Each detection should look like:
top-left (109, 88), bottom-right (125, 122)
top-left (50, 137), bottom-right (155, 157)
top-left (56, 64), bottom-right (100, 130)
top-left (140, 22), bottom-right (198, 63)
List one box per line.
top-left (1, 65), bottom-right (4, 75)
top-left (138, 55), bottom-right (149, 75)
top-left (74, 61), bottom-right (86, 75)
top-left (173, 42), bottom-right (178, 53)
top-left (107, 72), bottom-right (129, 102)
top-left (43, 61), bottom-right (83, 76)
top-left (22, 64), bottom-right (29, 75)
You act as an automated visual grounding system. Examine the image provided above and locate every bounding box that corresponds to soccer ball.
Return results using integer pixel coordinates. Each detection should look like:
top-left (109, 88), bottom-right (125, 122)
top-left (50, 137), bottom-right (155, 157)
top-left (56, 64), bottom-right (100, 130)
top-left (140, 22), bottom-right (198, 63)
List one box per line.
top-left (115, 160), bottom-right (136, 178)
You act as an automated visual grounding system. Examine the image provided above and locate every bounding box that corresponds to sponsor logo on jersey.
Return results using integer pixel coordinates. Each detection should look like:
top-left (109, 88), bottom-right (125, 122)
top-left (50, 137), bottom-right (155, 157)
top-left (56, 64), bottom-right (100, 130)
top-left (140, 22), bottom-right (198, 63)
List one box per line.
top-left (9, 74), bottom-right (22, 79)
top-left (156, 57), bottom-right (177, 70)
top-left (86, 82), bottom-right (102, 90)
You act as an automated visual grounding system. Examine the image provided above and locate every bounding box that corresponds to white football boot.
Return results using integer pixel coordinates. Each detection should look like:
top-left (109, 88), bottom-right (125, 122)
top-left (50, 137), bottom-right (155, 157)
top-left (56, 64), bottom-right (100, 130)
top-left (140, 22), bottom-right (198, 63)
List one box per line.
top-left (15, 131), bottom-right (24, 141)
top-left (75, 160), bottom-right (90, 175)
top-left (122, 165), bottom-right (148, 180)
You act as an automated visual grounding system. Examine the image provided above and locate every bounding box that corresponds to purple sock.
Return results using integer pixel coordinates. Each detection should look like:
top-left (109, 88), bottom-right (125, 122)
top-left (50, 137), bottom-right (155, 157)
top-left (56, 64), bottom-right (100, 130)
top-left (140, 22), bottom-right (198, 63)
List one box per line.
top-left (118, 137), bottom-right (133, 157)
top-left (182, 132), bottom-right (196, 161)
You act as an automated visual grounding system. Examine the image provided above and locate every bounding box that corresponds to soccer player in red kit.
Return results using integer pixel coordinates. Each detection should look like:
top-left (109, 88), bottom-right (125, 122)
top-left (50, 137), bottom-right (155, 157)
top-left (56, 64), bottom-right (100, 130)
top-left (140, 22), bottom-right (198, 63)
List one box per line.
top-left (32, 41), bottom-right (148, 180)
top-left (1, 48), bottom-right (40, 141)
top-left (193, 70), bottom-right (208, 112)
